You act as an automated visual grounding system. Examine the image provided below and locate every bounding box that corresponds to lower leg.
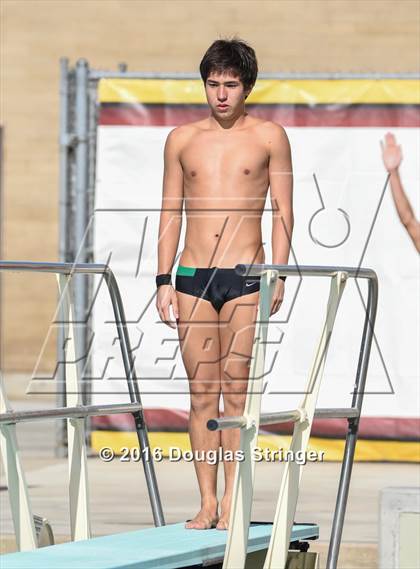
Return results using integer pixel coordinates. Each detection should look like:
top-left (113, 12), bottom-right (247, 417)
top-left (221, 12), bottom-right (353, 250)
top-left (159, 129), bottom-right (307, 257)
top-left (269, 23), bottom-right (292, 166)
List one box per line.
top-left (217, 293), bottom-right (259, 530)
top-left (217, 392), bottom-right (246, 529)
top-left (186, 392), bottom-right (221, 529)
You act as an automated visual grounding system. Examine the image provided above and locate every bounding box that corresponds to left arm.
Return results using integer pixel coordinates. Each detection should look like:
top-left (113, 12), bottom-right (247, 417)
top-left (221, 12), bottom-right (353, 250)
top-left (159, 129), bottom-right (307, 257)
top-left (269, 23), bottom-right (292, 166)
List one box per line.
top-left (268, 124), bottom-right (294, 314)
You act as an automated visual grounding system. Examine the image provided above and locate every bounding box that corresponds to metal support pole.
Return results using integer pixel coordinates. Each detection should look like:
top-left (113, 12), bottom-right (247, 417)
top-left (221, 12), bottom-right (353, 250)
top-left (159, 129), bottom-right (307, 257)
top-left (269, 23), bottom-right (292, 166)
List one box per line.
top-left (83, 73), bottom-right (101, 443)
top-left (222, 270), bottom-right (277, 569)
top-left (74, 59), bottom-right (90, 401)
top-left (56, 57), bottom-right (71, 458)
top-left (57, 274), bottom-right (91, 541)
top-left (326, 275), bottom-right (378, 568)
top-left (103, 268), bottom-right (165, 526)
top-left (264, 272), bottom-right (348, 569)
top-left (0, 375), bottom-right (38, 550)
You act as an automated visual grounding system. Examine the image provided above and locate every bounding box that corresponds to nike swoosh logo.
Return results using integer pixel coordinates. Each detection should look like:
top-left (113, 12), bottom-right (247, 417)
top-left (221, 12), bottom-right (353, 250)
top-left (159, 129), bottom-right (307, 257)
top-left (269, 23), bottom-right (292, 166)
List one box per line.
top-left (245, 281), bottom-right (258, 287)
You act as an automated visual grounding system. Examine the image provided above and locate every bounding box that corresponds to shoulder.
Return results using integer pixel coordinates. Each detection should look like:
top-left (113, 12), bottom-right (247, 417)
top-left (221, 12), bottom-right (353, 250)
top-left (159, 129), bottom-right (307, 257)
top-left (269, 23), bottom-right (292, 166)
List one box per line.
top-left (254, 120), bottom-right (291, 157)
top-left (164, 122), bottom-right (202, 149)
top-left (247, 117), bottom-right (289, 143)
top-left (164, 124), bottom-right (199, 158)
top-left (256, 120), bottom-right (289, 142)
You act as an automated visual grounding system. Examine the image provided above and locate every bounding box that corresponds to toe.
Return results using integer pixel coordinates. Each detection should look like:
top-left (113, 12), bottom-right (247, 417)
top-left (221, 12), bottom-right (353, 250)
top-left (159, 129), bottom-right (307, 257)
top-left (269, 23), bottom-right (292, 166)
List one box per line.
top-left (216, 519), bottom-right (229, 530)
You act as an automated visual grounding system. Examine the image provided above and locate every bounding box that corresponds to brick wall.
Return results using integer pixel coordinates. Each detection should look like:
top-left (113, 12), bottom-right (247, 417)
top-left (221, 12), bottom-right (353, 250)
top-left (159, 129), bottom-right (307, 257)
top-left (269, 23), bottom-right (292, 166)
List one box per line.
top-left (0, 0), bottom-right (419, 371)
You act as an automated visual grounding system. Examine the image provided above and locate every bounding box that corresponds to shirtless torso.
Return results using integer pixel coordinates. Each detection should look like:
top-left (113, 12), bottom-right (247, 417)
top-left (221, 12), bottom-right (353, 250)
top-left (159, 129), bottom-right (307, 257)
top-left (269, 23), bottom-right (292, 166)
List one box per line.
top-left (158, 113), bottom-right (292, 279)
top-left (178, 115), bottom-right (270, 268)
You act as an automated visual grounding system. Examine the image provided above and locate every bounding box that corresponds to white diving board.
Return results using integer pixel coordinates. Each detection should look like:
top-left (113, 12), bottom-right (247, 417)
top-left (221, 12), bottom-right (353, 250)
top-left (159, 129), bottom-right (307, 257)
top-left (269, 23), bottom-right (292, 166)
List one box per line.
top-left (1, 522), bottom-right (319, 569)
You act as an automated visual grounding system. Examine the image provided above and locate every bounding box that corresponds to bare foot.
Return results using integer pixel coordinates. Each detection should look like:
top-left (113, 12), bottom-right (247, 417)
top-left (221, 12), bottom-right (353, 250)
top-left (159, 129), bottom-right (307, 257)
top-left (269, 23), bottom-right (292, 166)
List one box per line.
top-left (185, 504), bottom-right (219, 530)
top-left (216, 496), bottom-right (230, 530)
top-left (216, 516), bottom-right (229, 530)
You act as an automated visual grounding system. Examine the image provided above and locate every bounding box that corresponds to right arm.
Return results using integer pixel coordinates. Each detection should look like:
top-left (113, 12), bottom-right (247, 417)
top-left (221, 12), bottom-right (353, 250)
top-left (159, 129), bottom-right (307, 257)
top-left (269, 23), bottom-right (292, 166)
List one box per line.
top-left (158, 129), bottom-right (184, 273)
top-left (388, 169), bottom-right (420, 252)
top-left (381, 132), bottom-right (420, 253)
top-left (156, 129), bottom-right (184, 327)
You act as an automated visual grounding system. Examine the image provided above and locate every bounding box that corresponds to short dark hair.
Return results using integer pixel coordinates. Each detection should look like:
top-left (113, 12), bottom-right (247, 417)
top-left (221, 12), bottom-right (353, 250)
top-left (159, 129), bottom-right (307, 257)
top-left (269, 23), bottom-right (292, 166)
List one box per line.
top-left (199, 38), bottom-right (258, 91)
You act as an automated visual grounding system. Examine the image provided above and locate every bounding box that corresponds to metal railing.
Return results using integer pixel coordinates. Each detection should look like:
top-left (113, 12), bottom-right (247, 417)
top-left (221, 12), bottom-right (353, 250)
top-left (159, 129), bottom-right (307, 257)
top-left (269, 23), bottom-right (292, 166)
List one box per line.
top-left (207, 263), bottom-right (378, 569)
top-left (0, 260), bottom-right (378, 566)
top-left (0, 261), bottom-right (164, 552)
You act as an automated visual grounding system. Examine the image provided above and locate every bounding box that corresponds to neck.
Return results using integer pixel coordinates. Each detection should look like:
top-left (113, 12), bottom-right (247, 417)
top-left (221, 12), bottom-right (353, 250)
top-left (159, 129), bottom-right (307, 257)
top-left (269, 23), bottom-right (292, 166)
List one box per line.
top-left (209, 108), bottom-right (248, 130)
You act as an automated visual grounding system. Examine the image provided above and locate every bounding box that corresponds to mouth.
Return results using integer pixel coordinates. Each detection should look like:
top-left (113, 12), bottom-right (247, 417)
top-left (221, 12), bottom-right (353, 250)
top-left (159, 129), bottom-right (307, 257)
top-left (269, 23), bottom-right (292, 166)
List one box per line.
top-left (216, 104), bottom-right (229, 110)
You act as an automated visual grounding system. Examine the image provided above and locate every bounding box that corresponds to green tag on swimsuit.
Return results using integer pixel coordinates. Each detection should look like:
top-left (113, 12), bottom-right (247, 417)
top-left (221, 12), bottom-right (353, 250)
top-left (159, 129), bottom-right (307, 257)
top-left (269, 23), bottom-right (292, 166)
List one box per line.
top-left (176, 265), bottom-right (197, 277)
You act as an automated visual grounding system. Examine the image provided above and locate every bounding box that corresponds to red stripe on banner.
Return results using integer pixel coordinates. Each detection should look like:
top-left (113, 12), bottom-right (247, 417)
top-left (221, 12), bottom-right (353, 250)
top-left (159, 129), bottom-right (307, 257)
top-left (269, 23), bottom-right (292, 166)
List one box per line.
top-left (91, 410), bottom-right (420, 441)
top-left (98, 104), bottom-right (420, 127)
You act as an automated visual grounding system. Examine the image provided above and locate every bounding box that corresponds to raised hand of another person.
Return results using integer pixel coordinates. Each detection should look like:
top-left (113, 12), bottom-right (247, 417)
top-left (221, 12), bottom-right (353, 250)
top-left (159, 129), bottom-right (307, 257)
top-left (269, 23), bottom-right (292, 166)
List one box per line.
top-left (380, 132), bottom-right (403, 173)
top-left (379, 132), bottom-right (420, 253)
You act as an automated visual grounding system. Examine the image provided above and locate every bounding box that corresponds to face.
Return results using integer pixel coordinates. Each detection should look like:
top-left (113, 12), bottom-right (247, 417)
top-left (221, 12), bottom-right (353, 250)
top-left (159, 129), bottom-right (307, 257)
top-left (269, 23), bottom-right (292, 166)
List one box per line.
top-left (204, 71), bottom-right (251, 118)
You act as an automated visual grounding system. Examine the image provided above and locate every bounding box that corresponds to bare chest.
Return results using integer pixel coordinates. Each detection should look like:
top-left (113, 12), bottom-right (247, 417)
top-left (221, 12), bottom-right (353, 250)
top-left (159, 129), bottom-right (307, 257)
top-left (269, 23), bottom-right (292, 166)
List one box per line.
top-left (180, 130), bottom-right (269, 185)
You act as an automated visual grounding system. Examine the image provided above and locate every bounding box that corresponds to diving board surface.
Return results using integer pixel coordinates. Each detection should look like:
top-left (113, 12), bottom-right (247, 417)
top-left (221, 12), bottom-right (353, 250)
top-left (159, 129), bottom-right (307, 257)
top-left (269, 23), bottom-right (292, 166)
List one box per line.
top-left (1, 522), bottom-right (319, 569)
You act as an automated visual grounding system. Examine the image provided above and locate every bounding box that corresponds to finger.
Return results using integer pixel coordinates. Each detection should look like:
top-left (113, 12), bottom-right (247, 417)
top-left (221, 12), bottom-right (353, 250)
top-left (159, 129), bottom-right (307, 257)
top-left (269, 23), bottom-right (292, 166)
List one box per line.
top-left (275, 298), bottom-right (283, 312)
top-left (164, 304), bottom-right (177, 329)
top-left (385, 132), bottom-right (393, 144)
top-left (162, 304), bottom-right (171, 324)
top-left (163, 317), bottom-right (175, 329)
top-left (172, 296), bottom-right (179, 319)
top-left (169, 304), bottom-right (178, 327)
top-left (159, 307), bottom-right (168, 325)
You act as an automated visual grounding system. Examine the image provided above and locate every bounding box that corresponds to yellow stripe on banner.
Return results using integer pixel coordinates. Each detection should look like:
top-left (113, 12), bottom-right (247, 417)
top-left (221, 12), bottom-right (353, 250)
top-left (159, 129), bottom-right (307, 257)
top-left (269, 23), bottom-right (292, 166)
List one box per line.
top-left (91, 431), bottom-right (420, 463)
top-left (98, 79), bottom-right (420, 105)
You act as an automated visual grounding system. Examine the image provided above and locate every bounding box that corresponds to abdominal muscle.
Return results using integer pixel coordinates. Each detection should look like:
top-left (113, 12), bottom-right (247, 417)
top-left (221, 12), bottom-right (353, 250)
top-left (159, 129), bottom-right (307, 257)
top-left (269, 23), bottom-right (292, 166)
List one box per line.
top-left (179, 210), bottom-right (265, 268)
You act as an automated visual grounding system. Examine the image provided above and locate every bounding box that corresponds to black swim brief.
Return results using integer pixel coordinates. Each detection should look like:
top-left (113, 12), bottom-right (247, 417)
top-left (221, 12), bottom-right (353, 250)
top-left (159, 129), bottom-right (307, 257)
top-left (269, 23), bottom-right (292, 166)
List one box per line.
top-left (175, 265), bottom-right (261, 313)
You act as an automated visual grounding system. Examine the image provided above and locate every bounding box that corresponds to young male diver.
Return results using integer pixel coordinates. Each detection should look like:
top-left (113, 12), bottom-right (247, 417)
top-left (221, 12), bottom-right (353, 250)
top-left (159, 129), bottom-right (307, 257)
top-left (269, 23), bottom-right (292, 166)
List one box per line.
top-left (156, 38), bottom-right (293, 530)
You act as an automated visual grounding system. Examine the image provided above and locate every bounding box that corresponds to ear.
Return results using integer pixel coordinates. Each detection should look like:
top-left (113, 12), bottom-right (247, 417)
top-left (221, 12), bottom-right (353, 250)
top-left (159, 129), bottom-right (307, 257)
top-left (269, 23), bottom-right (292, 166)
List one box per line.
top-left (244, 84), bottom-right (254, 100)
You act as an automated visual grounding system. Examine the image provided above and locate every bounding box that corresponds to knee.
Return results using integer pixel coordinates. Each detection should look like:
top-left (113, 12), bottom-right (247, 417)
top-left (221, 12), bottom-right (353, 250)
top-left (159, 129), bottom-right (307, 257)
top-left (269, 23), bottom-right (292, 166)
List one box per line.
top-left (221, 356), bottom-right (251, 385)
top-left (190, 388), bottom-right (220, 414)
top-left (221, 357), bottom-right (250, 410)
top-left (222, 390), bottom-right (247, 414)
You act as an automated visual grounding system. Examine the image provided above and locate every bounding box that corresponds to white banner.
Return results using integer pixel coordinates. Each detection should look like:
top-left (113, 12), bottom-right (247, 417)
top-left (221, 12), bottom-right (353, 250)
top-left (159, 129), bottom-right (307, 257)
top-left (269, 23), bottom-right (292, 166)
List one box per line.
top-left (91, 125), bottom-right (419, 423)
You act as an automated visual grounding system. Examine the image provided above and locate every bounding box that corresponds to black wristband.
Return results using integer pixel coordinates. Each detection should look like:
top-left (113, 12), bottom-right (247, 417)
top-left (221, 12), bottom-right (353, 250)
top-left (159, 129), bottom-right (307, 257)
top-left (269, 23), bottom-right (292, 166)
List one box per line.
top-left (279, 275), bottom-right (287, 282)
top-left (156, 274), bottom-right (172, 288)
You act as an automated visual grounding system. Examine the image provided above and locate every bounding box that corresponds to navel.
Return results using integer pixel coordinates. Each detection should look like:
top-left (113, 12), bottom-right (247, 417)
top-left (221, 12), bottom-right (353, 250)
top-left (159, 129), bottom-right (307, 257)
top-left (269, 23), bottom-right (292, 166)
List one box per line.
top-left (191, 170), bottom-right (197, 177)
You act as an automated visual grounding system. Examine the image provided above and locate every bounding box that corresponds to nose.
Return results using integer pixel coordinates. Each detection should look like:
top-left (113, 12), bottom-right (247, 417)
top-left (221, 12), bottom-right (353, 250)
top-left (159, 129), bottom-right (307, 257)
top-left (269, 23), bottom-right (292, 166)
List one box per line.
top-left (217, 86), bottom-right (227, 101)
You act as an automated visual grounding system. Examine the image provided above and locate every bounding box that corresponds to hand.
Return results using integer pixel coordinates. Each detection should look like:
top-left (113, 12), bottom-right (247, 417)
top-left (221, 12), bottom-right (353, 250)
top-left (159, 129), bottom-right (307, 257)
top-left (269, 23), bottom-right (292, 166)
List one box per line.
top-left (270, 279), bottom-right (285, 316)
top-left (156, 285), bottom-right (179, 329)
top-left (380, 132), bottom-right (403, 173)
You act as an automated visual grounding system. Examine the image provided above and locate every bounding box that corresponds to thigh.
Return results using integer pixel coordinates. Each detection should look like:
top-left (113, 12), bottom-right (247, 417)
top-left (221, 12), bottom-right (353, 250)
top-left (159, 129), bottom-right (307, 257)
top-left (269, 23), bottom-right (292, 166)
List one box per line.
top-left (176, 291), bottom-right (221, 393)
top-left (218, 291), bottom-right (259, 388)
